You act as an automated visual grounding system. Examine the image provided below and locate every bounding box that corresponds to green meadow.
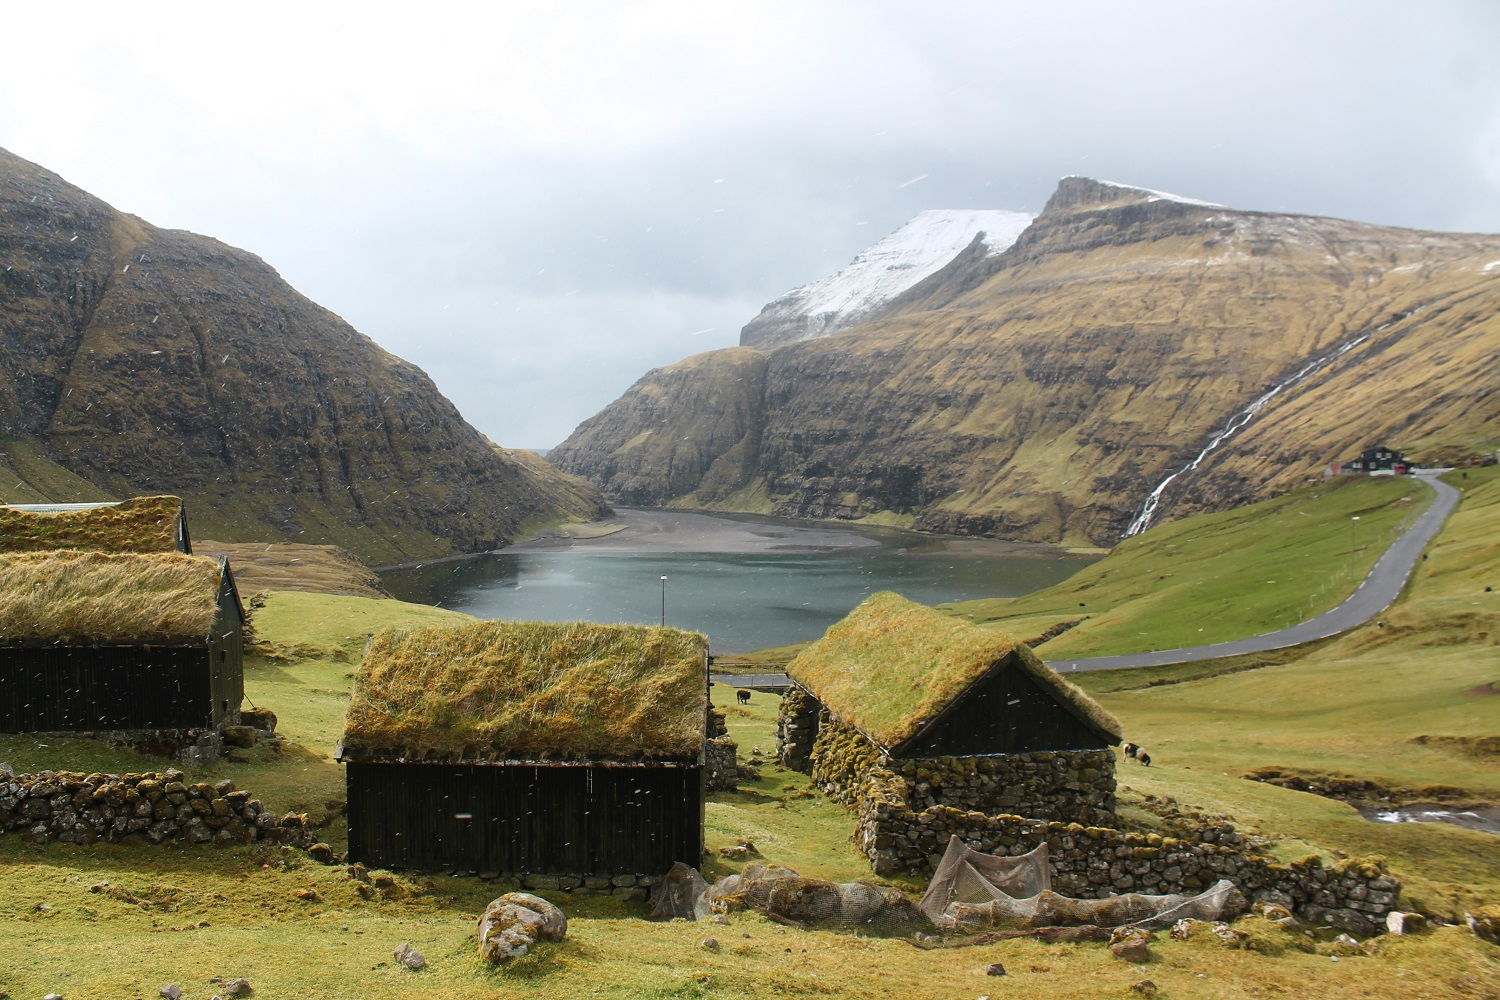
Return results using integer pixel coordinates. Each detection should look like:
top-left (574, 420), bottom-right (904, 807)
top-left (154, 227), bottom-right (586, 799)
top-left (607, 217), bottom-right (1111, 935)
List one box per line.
top-left (0, 471), bottom-right (1496, 998)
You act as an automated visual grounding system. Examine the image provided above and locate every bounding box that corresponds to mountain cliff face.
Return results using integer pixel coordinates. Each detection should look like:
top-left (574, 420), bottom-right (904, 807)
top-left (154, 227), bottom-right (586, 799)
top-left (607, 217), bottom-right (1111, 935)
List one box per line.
top-left (0, 148), bottom-right (606, 565)
top-left (739, 209), bottom-right (1033, 349)
top-left (552, 177), bottom-right (1500, 546)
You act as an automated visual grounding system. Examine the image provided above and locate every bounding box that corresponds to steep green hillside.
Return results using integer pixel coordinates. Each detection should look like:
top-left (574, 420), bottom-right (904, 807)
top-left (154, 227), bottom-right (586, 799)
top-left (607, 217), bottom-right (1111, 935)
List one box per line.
top-left (0, 148), bottom-right (606, 564)
top-left (942, 474), bottom-right (1429, 658)
top-left (552, 178), bottom-right (1500, 546)
top-left (1077, 466), bottom-right (1500, 916)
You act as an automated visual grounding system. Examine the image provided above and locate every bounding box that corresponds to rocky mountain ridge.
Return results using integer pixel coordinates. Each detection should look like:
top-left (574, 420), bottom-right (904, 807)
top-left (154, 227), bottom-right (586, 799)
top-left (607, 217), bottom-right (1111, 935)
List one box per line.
top-left (0, 148), bottom-right (606, 565)
top-left (739, 208), bottom-right (1034, 349)
top-left (551, 177), bottom-right (1500, 546)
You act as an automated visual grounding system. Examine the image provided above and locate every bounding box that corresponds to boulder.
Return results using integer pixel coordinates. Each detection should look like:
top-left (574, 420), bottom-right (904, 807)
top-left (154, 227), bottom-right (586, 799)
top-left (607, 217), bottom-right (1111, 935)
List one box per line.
top-left (393, 942), bottom-right (426, 970)
top-left (477, 894), bottom-right (568, 964)
top-left (1108, 926), bottom-right (1154, 963)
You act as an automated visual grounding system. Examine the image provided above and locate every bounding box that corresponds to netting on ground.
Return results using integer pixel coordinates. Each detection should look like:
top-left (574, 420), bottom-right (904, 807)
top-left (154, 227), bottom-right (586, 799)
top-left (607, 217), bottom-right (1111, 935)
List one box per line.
top-left (648, 838), bottom-right (1246, 940)
top-left (918, 835), bottom-right (1051, 922)
top-left (647, 861), bottom-right (928, 934)
top-left (939, 879), bottom-right (1246, 932)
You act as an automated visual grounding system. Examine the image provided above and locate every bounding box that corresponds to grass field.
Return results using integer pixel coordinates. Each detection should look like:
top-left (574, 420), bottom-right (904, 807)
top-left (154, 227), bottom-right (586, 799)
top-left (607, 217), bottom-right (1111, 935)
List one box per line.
top-left (0, 473), bottom-right (1497, 998)
top-left (940, 475), bottom-right (1429, 658)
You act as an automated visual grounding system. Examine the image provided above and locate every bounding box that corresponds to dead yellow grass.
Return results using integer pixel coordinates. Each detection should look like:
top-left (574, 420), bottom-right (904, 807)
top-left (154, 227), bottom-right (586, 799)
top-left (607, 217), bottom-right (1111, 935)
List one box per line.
top-left (0, 495), bottom-right (183, 553)
top-left (787, 591), bottom-right (1120, 749)
top-left (197, 540), bottom-right (388, 599)
top-left (342, 619), bottom-right (708, 762)
top-left (0, 550), bottom-right (222, 642)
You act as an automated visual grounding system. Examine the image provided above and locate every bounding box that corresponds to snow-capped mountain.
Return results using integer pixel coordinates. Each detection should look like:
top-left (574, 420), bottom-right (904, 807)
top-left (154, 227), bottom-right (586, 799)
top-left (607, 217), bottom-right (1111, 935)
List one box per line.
top-left (739, 209), bottom-right (1034, 349)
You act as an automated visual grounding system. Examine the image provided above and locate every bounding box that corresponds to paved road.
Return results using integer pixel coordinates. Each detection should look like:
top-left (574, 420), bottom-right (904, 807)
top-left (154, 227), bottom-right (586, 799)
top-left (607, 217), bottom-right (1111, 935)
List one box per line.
top-left (711, 472), bottom-right (1460, 686)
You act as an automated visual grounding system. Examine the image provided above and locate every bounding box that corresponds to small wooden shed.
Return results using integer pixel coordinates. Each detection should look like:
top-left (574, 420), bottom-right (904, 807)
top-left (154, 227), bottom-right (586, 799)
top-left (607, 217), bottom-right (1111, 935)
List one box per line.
top-left (781, 592), bottom-right (1120, 762)
top-left (338, 620), bottom-right (709, 879)
top-left (0, 496), bottom-right (193, 554)
top-left (0, 550), bottom-right (245, 733)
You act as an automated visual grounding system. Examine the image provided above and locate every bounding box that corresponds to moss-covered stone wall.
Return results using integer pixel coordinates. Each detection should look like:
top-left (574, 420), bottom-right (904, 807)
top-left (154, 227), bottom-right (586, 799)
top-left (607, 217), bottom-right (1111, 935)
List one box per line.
top-left (0, 766), bottom-right (314, 847)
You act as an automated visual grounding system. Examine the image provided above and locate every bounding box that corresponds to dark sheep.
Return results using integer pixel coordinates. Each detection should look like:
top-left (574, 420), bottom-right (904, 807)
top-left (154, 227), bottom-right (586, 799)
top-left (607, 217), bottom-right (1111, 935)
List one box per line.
top-left (1123, 742), bottom-right (1139, 759)
top-left (1138, 751), bottom-right (1152, 767)
top-left (736, 689), bottom-right (751, 705)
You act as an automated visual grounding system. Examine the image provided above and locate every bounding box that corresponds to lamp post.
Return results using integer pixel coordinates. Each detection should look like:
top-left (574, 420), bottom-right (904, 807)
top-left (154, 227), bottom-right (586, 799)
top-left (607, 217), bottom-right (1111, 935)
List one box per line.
top-left (660, 575), bottom-right (668, 627)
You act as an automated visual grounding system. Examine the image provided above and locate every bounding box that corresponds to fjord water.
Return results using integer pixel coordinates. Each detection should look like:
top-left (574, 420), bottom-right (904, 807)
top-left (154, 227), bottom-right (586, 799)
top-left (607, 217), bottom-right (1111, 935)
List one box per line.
top-left (382, 509), bottom-right (1095, 653)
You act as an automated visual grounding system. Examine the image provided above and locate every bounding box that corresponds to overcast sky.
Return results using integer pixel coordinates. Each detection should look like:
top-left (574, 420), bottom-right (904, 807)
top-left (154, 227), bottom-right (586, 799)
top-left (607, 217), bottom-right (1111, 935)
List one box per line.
top-left (3, 1), bottom-right (1498, 446)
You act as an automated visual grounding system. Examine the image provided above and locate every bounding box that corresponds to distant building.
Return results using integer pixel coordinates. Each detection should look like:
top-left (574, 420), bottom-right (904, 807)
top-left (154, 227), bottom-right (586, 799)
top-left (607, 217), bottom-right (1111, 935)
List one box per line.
top-left (338, 620), bottom-right (709, 885)
top-left (0, 550), bottom-right (245, 734)
top-left (0, 495), bottom-right (192, 554)
top-left (1341, 446), bottom-right (1411, 474)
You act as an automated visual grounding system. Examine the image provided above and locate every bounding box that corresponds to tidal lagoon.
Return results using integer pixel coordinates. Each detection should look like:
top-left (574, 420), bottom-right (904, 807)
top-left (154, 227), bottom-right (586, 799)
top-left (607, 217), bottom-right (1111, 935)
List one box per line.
top-left (382, 509), bottom-right (1096, 653)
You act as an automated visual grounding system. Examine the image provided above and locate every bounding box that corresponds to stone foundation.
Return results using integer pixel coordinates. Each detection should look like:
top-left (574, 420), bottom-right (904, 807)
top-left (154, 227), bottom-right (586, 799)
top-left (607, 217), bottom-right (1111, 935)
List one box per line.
top-left (0, 766), bottom-right (315, 848)
top-left (514, 871), bottom-right (661, 901)
top-left (804, 714), bottom-right (1115, 826)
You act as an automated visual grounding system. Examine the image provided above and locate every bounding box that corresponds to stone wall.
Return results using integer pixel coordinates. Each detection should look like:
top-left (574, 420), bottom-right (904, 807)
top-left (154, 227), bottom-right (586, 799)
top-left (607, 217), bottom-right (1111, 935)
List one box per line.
top-left (0, 766), bottom-right (315, 847)
top-left (856, 783), bottom-right (1400, 936)
top-left (805, 714), bottom-right (1115, 826)
top-left (776, 686), bottom-right (820, 771)
top-left (774, 698), bottom-right (1400, 935)
top-left (705, 736), bottom-right (739, 792)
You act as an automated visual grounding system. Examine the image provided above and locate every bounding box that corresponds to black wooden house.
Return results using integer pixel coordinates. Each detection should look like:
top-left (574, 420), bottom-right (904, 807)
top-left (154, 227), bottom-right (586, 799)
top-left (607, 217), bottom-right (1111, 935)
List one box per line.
top-left (0, 551), bottom-right (245, 733)
top-left (1342, 445), bottom-right (1410, 474)
top-left (338, 620), bottom-right (709, 879)
top-left (777, 593), bottom-right (1121, 828)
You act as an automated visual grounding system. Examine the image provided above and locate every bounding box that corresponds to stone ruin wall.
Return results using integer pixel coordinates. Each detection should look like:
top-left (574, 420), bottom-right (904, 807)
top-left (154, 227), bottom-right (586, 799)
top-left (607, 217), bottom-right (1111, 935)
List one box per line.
top-left (705, 736), bottom-right (739, 792)
top-left (775, 695), bottom-right (1400, 936)
top-left (0, 766), bottom-right (316, 847)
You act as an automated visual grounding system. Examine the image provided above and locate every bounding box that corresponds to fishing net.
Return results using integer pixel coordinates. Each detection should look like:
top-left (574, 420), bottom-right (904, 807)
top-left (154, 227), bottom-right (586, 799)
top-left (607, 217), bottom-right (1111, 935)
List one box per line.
top-left (918, 836), bottom-right (1051, 922)
top-left (647, 862), bottom-right (712, 921)
top-left (919, 834), bottom-right (1244, 932)
top-left (938, 880), bottom-right (1247, 933)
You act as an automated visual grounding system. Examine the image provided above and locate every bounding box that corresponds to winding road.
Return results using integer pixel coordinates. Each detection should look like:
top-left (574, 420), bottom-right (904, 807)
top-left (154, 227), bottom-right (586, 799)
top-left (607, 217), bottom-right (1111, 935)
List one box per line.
top-left (712, 472), bottom-right (1459, 687)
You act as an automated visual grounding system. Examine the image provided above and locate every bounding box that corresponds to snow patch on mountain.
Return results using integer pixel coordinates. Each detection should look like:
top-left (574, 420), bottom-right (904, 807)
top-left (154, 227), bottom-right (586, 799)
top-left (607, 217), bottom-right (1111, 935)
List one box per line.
top-left (740, 209), bottom-right (1034, 349)
top-left (1091, 177), bottom-right (1224, 208)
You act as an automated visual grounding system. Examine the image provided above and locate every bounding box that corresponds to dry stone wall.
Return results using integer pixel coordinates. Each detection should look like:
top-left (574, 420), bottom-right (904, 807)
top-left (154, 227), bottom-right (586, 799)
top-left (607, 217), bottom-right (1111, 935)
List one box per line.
top-left (706, 736), bottom-right (739, 792)
top-left (805, 713), bottom-right (1115, 826)
top-left (775, 686), bottom-right (820, 771)
top-left (856, 790), bottom-right (1400, 935)
top-left (0, 765), bottom-right (315, 847)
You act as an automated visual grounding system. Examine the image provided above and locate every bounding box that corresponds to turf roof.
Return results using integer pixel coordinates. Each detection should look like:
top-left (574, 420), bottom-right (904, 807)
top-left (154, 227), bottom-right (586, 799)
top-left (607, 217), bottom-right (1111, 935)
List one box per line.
top-left (341, 619), bottom-right (709, 764)
top-left (786, 591), bottom-right (1121, 751)
top-left (0, 550), bottom-right (225, 644)
top-left (0, 496), bottom-right (184, 554)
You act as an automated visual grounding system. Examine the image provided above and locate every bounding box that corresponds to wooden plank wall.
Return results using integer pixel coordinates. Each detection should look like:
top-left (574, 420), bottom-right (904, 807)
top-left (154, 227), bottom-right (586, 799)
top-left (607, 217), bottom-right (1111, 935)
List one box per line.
top-left (0, 646), bottom-right (213, 732)
top-left (347, 761), bottom-right (704, 875)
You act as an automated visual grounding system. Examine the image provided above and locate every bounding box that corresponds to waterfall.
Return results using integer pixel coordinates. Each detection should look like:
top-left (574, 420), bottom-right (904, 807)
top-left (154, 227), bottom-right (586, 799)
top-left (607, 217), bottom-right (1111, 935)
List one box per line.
top-left (1120, 321), bottom-right (1401, 538)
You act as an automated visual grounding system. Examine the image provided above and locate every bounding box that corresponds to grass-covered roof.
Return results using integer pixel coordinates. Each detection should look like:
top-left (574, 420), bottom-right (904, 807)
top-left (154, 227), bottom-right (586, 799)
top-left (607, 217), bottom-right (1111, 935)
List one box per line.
top-left (787, 592), bottom-right (1121, 751)
top-left (341, 619), bottom-right (709, 764)
top-left (0, 496), bottom-right (184, 554)
top-left (0, 550), bottom-right (224, 644)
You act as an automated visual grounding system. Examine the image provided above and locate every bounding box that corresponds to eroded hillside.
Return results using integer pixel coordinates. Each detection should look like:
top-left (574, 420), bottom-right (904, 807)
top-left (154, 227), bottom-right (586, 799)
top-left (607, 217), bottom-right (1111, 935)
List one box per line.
top-left (0, 148), bottom-right (606, 564)
top-left (552, 178), bottom-right (1500, 545)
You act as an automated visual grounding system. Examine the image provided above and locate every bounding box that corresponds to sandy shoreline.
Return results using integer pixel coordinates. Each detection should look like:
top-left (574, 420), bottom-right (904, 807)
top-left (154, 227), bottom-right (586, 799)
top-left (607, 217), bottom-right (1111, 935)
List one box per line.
top-left (511, 507), bottom-right (1082, 558)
